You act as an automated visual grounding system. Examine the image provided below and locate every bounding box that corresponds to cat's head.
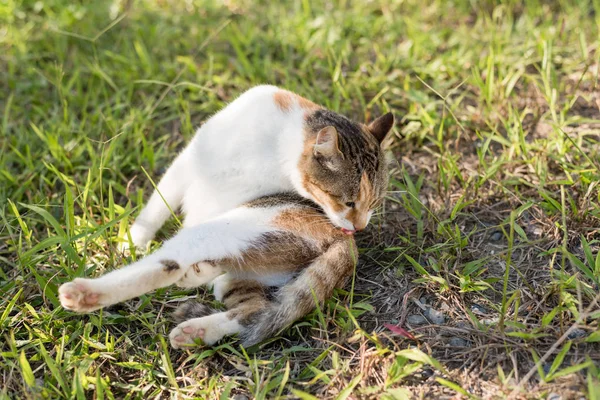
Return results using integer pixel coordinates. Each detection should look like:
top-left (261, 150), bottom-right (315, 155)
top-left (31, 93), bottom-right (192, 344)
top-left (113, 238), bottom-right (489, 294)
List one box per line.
top-left (299, 110), bottom-right (394, 234)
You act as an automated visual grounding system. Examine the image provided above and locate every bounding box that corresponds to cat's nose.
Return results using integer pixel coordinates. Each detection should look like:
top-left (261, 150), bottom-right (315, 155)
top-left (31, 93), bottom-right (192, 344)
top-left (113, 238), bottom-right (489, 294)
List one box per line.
top-left (354, 222), bottom-right (367, 231)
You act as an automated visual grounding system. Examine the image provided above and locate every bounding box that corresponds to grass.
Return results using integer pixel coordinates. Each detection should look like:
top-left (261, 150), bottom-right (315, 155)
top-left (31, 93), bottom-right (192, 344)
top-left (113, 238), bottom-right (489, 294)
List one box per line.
top-left (1, 0), bottom-right (600, 398)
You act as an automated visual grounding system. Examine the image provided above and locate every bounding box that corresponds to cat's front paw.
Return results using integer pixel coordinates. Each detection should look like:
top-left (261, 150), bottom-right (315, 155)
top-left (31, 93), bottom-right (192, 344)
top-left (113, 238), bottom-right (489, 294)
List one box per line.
top-left (119, 222), bottom-right (153, 252)
top-left (58, 279), bottom-right (103, 312)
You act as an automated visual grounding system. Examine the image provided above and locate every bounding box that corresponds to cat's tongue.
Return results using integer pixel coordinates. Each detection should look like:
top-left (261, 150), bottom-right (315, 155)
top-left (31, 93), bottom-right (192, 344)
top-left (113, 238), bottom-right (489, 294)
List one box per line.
top-left (341, 228), bottom-right (356, 235)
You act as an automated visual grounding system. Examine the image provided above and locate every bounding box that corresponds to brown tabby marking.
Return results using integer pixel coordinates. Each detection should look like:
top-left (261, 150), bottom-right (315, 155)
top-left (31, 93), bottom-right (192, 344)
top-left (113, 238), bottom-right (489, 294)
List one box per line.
top-left (296, 108), bottom-right (389, 231)
top-left (213, 231), bottom-right (320, 274)
top-left (213, 195), bottom-right (345, 273)
top-left (273, 90), bottom-right (320, 112)
top-left (161, 260), bottom-right (180, 272)
top-left (346, 172), bottom-right (375, 230)
top-left (272, 207), bottom-right (345, 242)
top-left (173, 302), bottom-right (214, 323)
top-left (221, 239), bottom-right (356, 345)
top-left (297, 134), bottom-right (346, 214)
top-left (222, 279), bottom-right (270, 326)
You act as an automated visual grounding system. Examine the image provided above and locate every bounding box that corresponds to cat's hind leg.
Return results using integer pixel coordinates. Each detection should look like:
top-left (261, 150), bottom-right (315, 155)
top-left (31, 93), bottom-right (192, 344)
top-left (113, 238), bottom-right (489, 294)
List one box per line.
top-left (170, 278), bottom-right (269, 348)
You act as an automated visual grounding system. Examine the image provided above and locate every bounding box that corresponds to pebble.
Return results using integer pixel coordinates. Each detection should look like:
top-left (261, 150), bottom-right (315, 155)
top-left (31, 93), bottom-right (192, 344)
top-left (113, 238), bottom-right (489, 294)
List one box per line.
top-left (547, 393), bottom-right (561, 400)
top-left (542, 363), bottom-right (552, 375)
top-left (482, 317), bottom-right (499, 326)
top-left (231, 395), bottom-right (249, 400)
top-left (471, 304), bottom-right (487, 315)
top-left (490, 230), bottom-right (503, 241)
top-left (455, 321), bottom-right (471, 330)
top-left (448, 337), bottom-right (471, 347)
top-left (424, 307), bottom-right (445, 324)
top-left (407, 314), bottom-right (427, 325)
top-left (567, 328), bottom-right (587, 339)
top-left (421, 367), bottom-right (434, 378)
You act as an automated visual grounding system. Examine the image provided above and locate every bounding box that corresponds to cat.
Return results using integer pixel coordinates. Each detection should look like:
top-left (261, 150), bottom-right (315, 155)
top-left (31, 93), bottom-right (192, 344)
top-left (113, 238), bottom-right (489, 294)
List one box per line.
top-left (120, 85), bottom-right (394, 247)
top-left (58, 85), bottom-right (393, 347)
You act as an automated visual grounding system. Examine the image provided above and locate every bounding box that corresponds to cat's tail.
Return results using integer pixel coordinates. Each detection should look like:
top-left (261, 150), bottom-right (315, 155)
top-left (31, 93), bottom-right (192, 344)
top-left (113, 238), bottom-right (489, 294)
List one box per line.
top-left (239, 239), bottom-right (357, 347)
top-left (172, 301), bottom-right (216, 324)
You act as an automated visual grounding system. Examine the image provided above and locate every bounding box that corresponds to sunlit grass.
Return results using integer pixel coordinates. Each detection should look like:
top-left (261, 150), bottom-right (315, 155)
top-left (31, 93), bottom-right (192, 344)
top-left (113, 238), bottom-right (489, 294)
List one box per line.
top-left (1, 0), bottom-right (600, 398)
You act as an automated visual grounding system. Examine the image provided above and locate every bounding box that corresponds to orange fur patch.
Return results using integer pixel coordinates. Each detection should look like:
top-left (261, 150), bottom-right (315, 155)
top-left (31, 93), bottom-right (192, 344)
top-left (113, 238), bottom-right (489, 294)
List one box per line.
top-left (215, 206), bottom-right (341, 274)
top-left (272, 208), bottom-right (345, 242)
top-left (273, 90), bottom-right (320, 112)
top-left (347, 172), bottom-right (374, 230)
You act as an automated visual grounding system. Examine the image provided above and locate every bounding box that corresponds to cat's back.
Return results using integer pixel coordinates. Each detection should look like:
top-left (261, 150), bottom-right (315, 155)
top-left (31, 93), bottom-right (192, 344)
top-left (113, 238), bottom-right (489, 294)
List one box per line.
top-left (187, 85), bottom-right (309, 170)
top-left (196, 85), bottom-right (299, 141)
top-left (180, 87), bottom-right (323, 225)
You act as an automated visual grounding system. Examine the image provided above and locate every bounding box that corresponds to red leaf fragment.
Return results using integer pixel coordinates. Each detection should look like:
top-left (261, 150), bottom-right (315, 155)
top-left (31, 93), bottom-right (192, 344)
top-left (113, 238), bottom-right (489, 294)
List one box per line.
top-left (384, 323), bottom-right (416, 340)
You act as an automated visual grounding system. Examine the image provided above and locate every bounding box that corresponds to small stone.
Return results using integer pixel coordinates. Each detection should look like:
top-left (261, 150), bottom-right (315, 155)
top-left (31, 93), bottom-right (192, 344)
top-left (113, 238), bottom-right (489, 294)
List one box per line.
top-left (231, 395), bottom-right (249, 400)
top-left (455, 321), bottom-right (471, 330)
top-left (542, 363), bottom-right (552, 375)
top-left (490, 230), bottom-right (503, 241)
top-left (421, 367), bottom-right (434, 378)
top-left (424, 307), bottom-right (445, 324)
top-left (482, 317), bottom-right (499, 326)
top-left (547, 393), bottom-right (561, 400)
top-left (407, 314), bottom-right (427, 325)
top-left (567, 328), bottom-right (587, 339)
top-left (471, 304), bottom-right (487, 315)
top-left (448, 337), bottom-right (471, 347)
top-left (419, 296), bottom-right (429, 306)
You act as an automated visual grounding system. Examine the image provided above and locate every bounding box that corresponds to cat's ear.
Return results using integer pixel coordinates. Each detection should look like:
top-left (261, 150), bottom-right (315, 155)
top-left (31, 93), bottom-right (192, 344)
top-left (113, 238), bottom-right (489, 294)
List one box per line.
top-left (314, 126), bottom-right (341, 158)
top-left (367, 112), bottom-right (394, 143)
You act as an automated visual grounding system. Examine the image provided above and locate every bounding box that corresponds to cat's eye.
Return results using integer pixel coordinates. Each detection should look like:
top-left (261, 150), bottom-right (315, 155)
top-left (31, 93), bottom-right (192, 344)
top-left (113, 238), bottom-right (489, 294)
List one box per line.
top-left (345, 202), bottom-right (355, 208)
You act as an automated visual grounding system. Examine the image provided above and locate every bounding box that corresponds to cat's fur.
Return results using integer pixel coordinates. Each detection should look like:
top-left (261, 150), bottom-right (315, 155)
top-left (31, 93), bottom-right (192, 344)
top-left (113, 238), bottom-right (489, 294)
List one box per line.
top-left (123, 85), bottom-right (393, 245)
top-left (58, 86), bottom-right (393, 347)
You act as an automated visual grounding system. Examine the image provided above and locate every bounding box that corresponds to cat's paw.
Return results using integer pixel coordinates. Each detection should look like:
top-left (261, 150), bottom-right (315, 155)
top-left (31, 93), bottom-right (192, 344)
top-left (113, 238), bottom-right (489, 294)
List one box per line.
top-left (176, 262), bottom-right (224, 288)
top-left (169, 320), bottom-right (209, 349)
top-left (58, 279), bottom-right (103, 312)
top-left (119, 222), bottom-right (153, 252)
top-left (169, 313), bottom-right (241, 349)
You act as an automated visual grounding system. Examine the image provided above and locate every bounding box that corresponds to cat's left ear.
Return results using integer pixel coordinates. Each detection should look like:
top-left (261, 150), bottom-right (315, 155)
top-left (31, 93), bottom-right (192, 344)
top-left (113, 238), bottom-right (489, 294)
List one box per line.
top-left (367, 112), bottom-right (394, 143)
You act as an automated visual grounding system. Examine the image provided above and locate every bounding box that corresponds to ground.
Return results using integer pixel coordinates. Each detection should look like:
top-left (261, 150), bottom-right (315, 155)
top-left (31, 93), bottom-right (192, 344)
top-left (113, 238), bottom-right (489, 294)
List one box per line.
top-left (1, 0), bottom-right (599, 399)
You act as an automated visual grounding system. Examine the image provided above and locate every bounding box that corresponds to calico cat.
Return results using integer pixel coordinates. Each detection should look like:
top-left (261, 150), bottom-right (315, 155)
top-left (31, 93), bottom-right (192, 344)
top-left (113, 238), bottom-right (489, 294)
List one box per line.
top-left (58, 86), bottom-right (393, 347)
top-left (121, 85), bottom-right (393, 247)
